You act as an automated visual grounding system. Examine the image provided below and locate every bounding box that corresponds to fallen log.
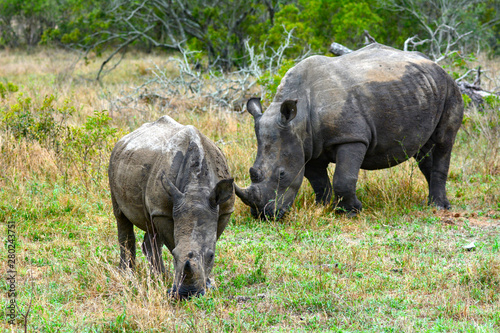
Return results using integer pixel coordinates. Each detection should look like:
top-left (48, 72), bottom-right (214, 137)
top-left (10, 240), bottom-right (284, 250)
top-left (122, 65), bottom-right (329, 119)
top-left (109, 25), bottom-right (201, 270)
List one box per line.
top-left (328, 42), bottom-right (352, 56)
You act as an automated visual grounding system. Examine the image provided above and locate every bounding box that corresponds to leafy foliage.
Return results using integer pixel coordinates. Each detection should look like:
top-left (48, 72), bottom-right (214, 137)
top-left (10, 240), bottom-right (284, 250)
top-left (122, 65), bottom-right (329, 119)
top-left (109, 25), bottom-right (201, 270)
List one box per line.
top-left (257, 58), bottom-right (296, 101)
top-left (0, 91), bottom-right (119, 187)
top-left (65, 111), bottom-right (118, 185)
top-left (0, 81), bottom-right (18, 98)
top-left (380, 0), bottom-right (499, 61)
top-left (1, 94), bottom-right (74, 150)
top-left (1, 0), bottom-right (499, 71)
top-left (281, 0), bottom-right (383, 51)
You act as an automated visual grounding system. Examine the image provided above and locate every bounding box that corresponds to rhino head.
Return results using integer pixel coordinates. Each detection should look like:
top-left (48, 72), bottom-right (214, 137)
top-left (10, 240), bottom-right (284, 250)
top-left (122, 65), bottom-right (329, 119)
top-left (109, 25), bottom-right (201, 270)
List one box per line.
top-left (235, 98), bottom-right (306, 220)
top-left (162, 175), bottom-right (234, 299)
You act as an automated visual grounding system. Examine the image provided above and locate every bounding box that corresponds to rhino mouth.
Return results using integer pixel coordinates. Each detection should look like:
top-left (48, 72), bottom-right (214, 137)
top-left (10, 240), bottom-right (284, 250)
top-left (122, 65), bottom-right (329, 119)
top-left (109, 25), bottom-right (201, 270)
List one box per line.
top-left (169, 284), bottom-right (205, 300)
top-left (169, 278), bottom-right (213, 300)
top-left (251, 204), bottom-right (290, 221)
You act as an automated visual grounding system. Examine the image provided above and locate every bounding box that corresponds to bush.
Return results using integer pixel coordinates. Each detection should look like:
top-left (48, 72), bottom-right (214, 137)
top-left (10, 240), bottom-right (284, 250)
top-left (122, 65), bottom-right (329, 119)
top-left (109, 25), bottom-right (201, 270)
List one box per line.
top-left (1, 94), bottom-right (74, 150)
top-left (0, 91), bottom-right (120, 187)
top-left (0, 81), bottom-right (18, 98)
top-left (64, 111), bottom-right (118, 186)
top-left (257, 58), bottom-right (296, 102)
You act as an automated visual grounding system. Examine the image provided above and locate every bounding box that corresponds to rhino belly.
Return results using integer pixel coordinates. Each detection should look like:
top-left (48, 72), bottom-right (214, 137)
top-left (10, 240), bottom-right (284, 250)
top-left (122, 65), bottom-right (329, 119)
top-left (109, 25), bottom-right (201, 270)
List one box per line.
top-left (361, 144), bottom-right (422, 170)
top-left (360, 117), bottom-right (435, 170)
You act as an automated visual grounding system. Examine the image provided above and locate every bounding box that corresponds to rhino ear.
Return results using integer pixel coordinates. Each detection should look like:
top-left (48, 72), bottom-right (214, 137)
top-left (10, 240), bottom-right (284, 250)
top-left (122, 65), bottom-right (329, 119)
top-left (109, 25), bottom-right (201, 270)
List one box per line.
top-left (280, 99), bottom-right (298, 124)
top-left (247, 98), bottom-right (262, 121)
top-left (209, 178), bottom-right (234, 208)
top-left (160, 172), bottom-right (185, 203)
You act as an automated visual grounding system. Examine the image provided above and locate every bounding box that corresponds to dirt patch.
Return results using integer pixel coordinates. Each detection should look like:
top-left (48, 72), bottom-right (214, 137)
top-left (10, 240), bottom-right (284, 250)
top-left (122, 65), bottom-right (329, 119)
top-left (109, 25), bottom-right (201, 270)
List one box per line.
top-left (433, 210), bottom-right (500, 228)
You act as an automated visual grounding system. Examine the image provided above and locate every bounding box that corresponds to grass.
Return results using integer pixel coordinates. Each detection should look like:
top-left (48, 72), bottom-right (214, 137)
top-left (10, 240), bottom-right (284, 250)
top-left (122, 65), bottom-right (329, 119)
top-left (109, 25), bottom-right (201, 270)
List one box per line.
top-left (0, 49), bottom-right (499, 332)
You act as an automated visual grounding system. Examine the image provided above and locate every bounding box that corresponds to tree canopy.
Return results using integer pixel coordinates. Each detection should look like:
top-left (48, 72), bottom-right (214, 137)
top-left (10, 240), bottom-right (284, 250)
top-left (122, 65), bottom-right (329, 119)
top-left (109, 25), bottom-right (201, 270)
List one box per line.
top-left (1, 0), bottom-right (498, 71)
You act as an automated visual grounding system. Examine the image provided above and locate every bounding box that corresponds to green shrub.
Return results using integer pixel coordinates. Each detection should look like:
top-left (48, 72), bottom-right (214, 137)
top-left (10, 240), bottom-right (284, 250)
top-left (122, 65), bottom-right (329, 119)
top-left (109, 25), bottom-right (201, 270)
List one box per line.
top-left (64, 111), bottom-right (118, 186)
top-left (0, 92), bottom-right (120, 187)
top-left (1, 94), bottom-right (74, 151)
top-left (462, 94), bottom-right (472, 109)
top-left (258, 59), bottom-right (296, 102)
top-left (0, 81), bottom-right (18, 98)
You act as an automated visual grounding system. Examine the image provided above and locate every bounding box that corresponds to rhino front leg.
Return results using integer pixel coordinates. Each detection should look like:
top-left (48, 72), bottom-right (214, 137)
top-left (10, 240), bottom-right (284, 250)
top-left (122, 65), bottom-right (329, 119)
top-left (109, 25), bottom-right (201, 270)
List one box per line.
top-left (116, 213), bottom-right (136, 270)
top-left (332, 143), bottom-right (366, 216)
top-left (304, 159), bottom-right (332, 205)
top-left (111, 190), bottom-right (136, 270)
top-left (142, 232), bottom-right (166, 275)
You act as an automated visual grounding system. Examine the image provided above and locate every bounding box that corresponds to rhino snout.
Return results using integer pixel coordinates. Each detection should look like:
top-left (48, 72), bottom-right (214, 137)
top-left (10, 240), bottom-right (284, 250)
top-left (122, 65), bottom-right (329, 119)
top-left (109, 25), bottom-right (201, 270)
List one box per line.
top-left (237, 183), bottom-right (292, 220)
top-left (169, 271), bottom-right (213, 300)
top-left (170, 258), bottom-right (207, 299)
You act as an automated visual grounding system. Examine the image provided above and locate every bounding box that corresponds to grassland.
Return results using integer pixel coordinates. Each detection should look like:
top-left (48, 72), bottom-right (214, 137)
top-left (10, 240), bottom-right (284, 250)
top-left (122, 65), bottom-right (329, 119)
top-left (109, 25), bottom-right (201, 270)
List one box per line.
top-left (0, 48), bottom-right (499, 332)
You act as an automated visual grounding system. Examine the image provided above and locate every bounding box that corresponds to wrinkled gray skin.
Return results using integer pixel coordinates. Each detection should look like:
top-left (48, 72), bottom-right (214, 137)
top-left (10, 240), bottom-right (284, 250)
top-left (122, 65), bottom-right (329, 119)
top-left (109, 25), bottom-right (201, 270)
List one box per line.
top-left (236, 44), bottom-right (463, 219)
top-left (108, 116), bottom-right (235, 299)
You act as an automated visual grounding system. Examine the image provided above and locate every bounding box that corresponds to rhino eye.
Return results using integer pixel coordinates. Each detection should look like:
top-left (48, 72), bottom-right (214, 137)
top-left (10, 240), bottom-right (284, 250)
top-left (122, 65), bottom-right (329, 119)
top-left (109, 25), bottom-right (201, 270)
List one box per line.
top-left (278, 169), bottom-right (286, 180)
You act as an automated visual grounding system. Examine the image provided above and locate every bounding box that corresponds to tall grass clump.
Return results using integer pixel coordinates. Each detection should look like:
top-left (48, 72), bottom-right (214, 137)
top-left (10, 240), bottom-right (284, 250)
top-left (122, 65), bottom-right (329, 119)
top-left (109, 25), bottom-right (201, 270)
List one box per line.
top-left (451, 95), bottom-right (500, 209)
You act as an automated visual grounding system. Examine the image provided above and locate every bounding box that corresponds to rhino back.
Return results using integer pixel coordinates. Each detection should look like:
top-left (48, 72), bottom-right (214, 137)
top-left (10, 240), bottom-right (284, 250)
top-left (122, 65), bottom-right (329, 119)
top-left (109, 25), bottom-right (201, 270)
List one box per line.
top-left (109, 116), bottom-right (218, 230)
top-left (274, 44), bottom-right (459, 167)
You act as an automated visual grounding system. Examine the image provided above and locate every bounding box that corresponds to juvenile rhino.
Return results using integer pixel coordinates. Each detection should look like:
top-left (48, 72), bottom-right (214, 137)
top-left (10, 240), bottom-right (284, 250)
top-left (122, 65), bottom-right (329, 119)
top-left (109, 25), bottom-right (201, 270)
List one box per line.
top-left (236, 44), bottom-right (463, 219)
top-left (108, 116), bottom-right (235, 298)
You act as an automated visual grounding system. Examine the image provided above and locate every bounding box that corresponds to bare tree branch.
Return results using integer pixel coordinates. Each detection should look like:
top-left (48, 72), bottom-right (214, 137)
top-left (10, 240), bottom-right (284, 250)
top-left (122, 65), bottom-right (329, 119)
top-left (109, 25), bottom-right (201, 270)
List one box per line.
top-left (383, 0), bottom-right (480, 62)
top-left (96, 31), bottom-right (144, 81)
top-left (329, 42), bottom-right (353, 56)
top-left (105, 27), bottom-right (311, 116)
top-left (403, 35), bottom-right (430, 51)
top-left (363, 30), bottom-right (377, 44)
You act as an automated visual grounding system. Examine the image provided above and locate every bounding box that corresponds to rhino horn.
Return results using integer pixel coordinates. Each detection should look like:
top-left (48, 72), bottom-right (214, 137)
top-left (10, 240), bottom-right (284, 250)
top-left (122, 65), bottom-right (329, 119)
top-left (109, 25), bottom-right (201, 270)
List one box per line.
top-left (160, 171), bottom-right (185, 203)
top-left (234, 183), bottom-right (253, 206)
top-left (183, 260), bottom-right (193, 278)
top-left (247, 97), bottom-right (262, 120)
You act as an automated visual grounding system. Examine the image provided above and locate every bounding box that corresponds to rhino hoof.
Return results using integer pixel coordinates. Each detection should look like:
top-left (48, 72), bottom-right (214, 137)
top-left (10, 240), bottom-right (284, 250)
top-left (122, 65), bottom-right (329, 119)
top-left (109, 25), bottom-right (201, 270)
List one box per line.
top-left (334, 206), bottom-right (361, 217)
top-left (428, 197), bottom-right (451, 210)
top-left (346, 210), bottom-right (360, 218)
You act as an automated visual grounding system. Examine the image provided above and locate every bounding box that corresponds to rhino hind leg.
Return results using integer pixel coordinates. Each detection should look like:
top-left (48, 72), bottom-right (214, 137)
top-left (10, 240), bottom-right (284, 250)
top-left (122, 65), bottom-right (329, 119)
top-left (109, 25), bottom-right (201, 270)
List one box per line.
top-left (305, 159), bottom-right (332, 205)
top-left (424, 141), bottom-right (453, 209)
top-left (414, 144), bottom-right (433, 186)
top-left (424, 81), bottom-right (463, 210)
top-left (142, 232), bottom-right (166, 275)
top-left (332, 143), bottom-right (366, 215)
top-left (415, 132), bottom-right (457, 210)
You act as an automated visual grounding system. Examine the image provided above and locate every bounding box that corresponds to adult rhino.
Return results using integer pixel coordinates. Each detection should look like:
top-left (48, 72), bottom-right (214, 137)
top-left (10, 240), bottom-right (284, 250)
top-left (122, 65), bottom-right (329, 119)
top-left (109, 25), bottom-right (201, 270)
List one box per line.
top-left (108, 116), bottom-right (235, 299)
top-left (235, 44), bottom-right (463, 219)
